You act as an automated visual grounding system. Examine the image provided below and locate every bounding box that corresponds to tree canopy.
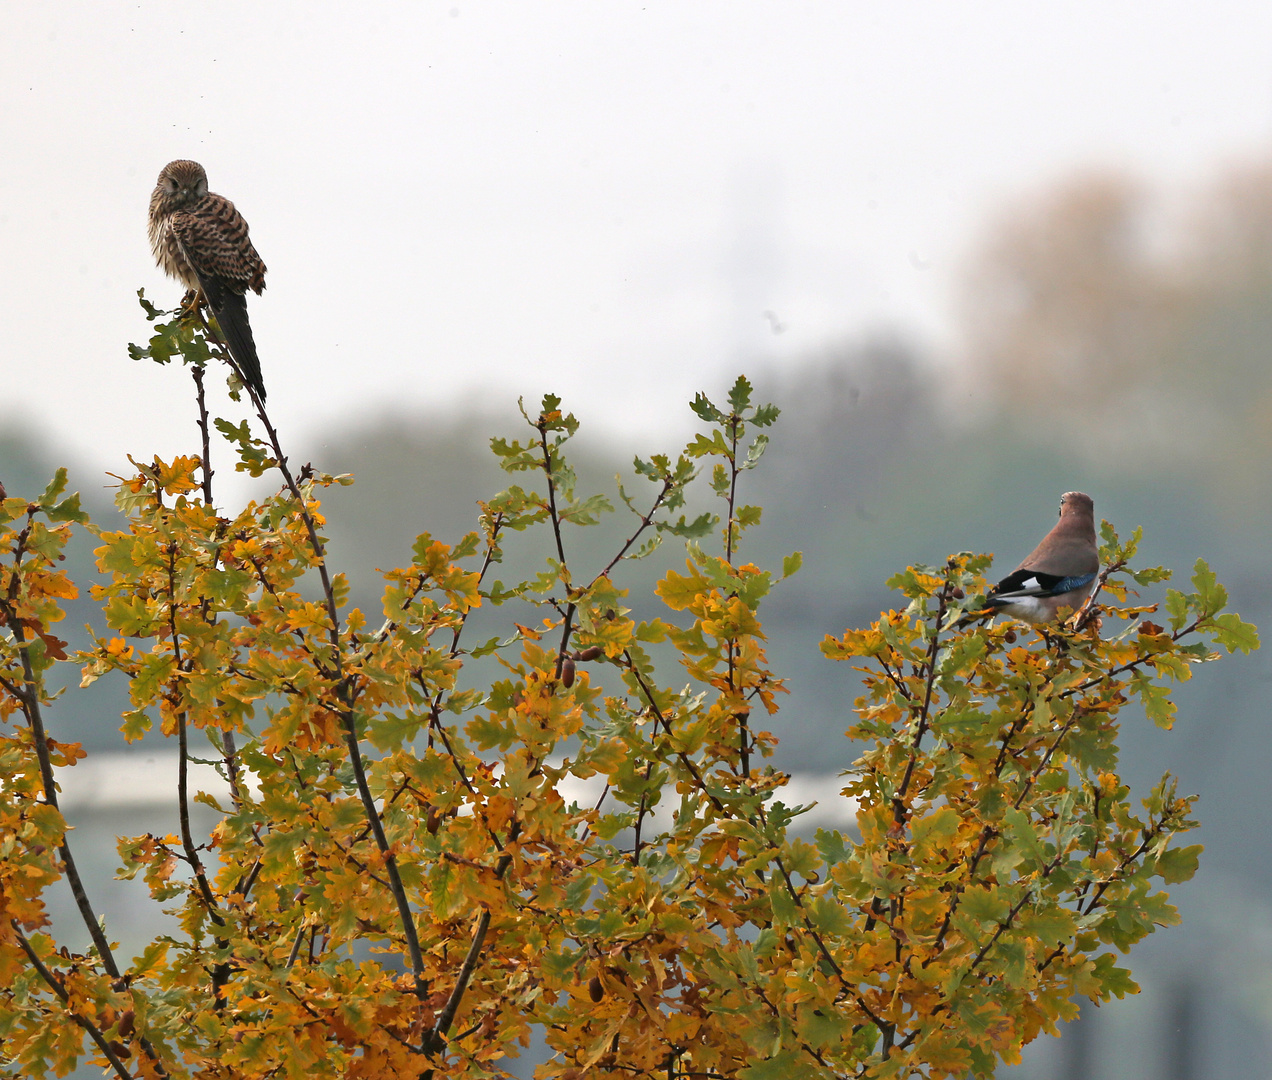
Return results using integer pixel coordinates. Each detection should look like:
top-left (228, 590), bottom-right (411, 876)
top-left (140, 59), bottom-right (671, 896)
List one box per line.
top-left (0, 300), bottom-right (1257, 1078)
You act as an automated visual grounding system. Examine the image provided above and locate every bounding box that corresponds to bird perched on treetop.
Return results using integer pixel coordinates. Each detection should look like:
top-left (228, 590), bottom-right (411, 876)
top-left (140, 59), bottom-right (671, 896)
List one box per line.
top-left (956, 491), bottom-right (1099, 627)
top-left (148, 160), bottom-right (268, 401)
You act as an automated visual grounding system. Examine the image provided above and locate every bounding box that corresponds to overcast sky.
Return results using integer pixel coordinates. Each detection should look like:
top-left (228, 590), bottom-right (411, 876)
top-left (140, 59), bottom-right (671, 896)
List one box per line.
top-left (4, 2), bottom-right (1272, 476)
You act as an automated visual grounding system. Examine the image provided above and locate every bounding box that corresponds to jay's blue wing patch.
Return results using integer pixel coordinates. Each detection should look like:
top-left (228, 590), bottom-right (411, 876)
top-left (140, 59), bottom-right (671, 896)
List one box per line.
top-left (990, 569), bottom-right (1096, 601)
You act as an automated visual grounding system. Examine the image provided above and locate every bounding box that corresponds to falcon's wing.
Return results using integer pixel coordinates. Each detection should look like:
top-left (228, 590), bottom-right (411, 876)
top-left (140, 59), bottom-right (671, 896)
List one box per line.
top-left (170, 200), bottom-right (268, 400)
top-left (169, 197), bottom-right (266, 296)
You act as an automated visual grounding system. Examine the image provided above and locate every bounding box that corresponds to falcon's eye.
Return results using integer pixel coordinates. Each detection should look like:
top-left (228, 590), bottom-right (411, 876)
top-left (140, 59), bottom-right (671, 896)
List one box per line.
top-left (165, 178), bottom-right (177, 192)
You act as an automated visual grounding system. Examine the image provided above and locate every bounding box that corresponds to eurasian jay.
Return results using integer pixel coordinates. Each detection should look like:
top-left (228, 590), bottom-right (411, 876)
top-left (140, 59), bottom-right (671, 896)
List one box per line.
top-left (959, 491), bottom-right (1099, 626)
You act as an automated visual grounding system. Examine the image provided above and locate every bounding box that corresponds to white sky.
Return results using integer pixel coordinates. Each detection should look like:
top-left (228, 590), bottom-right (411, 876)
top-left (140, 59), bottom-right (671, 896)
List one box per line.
top-left (3, 2), bottom-right (1272, 474)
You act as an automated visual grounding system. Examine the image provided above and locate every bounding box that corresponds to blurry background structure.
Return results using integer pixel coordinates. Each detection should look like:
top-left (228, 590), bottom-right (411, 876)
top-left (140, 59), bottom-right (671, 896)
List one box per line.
top-left (5, 4), bottom-right (1272, 1076)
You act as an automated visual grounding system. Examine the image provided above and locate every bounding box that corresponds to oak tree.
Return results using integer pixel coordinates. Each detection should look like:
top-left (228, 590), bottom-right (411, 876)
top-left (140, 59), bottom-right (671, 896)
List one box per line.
top-left (0, 298), bottom-right (1256, 1078)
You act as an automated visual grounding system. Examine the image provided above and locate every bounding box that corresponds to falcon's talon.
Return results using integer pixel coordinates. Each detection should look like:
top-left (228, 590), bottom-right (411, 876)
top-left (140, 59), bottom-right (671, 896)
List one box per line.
top-left (176, 291), bottom-right (202, 320)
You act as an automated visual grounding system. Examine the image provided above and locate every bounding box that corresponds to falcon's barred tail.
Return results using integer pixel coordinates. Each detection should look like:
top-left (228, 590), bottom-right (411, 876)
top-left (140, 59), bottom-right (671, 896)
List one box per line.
top-left (204, 283), bottom-right (267, 402)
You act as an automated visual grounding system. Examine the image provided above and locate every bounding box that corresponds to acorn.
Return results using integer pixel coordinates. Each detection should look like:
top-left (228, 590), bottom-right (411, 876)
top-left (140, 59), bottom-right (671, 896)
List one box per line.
top-left (588, 975), bottom-right (604, 1002)
top-left (561, 658), bottom-right (576, 688)
top-left (575, 646), bottom-right (604, 662)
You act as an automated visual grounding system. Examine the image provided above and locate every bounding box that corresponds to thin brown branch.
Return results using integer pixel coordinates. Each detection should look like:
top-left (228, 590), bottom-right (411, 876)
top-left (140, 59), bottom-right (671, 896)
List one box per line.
top-left (768, 849), bottom-right (889, 1033)
top-left (930, 825), bottom-right (999, 953)
top-left (423, 824), bottom-right (522, 1060)
top-left (1079, 819), bottom-right (1168, 918)
top-left (873, 654), bottom-right (916, 703)
top-left (241, 388), bottom-right (430, 999)
top-left (1037, 812), bottom-right (1176, 979)
top-left (536, 417), bottom-right (569, 569)
top-left (966, 880), bottom-right (1042, 972)
top-left (748, 973), bottom-right (835, 1072)
top-left (725, 413), bottom-right (740, 566)
top-left (895, 583), bottom-right (951, 808)
top-left (924, 686), bottom-right (1041, 947)
top-left (554, 605), bottom-right (576, 681)
top-left (622, 651), bottom-right (726, 816)
top-left (285, 922), bottom-right (306, 969)
top-left (337, 716), bottom-right (428, 995)
top-left (12, 922), bottom-right (136, 1080)
top-left (165, 542), bottom-right (223, 922)
top-left (1071, 555), bottom-right (1126, 633)
top-left (192, 362), bottom-right (214, 504)
top-left (596, 477), bottom-right (673, 581)
top-left (1014, 706), bottom-right (1088, 810)
top-left (423, 908), bottom-right (489, 1058)
top-left (2, 593), bottom-right (122, 980)
top-left (576, 781), bottom-right (611, 844)
top-left (1062, 616), bottom-right (1204, 698)
top-left (632, 772), bottom-right (650, 866)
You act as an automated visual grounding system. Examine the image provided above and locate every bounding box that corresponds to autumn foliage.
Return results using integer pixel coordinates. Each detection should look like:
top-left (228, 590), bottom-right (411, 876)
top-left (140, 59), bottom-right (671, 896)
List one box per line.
top-left (0, 298), bottom-right (1258, 1078)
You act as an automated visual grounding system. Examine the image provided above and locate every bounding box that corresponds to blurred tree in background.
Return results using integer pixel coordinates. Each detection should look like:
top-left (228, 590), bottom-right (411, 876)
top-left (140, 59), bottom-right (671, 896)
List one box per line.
top-left (960, 160), bottom-right (1272, 479)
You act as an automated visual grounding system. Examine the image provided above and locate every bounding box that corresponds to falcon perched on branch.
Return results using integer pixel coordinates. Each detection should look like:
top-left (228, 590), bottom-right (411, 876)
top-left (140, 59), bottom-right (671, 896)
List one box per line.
top-left (148, 160), bottom-right (268, 400)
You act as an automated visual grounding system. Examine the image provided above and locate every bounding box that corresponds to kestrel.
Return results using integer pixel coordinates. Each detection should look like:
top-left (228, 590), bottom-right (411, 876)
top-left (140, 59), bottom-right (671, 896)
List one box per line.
top-left (148, 160), bottom-right (268, 400)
